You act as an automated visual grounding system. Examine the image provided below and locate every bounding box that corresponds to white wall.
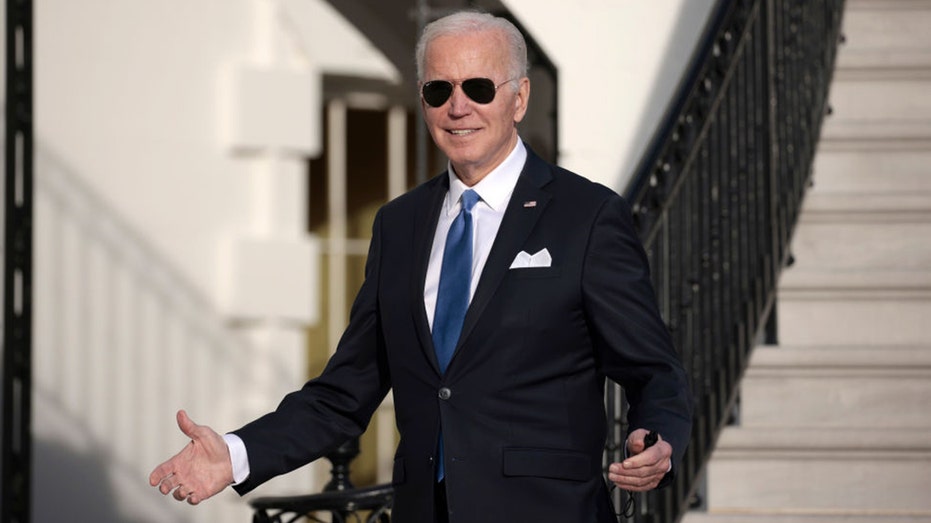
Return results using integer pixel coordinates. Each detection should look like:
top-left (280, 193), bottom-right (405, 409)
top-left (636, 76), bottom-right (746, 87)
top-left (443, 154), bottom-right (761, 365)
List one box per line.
top-left (504, 0), bottom-right (716, 192)
top-left (37, 0), bottom-right (252, 301)
top-left (29, 1), bottom-right (399, 522)
top-left (35, 0), bottom-right (397, 303)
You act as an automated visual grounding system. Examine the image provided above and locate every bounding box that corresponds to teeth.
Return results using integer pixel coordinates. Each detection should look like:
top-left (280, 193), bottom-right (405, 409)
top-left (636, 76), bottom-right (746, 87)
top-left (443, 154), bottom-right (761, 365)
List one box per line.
top-left (450, 129), bottom-right (475, 135)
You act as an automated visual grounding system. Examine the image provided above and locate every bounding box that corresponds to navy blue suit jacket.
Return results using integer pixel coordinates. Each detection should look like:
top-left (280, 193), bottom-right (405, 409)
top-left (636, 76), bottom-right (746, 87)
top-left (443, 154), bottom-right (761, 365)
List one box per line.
top-left (233, 147), bottom-right (692, 523)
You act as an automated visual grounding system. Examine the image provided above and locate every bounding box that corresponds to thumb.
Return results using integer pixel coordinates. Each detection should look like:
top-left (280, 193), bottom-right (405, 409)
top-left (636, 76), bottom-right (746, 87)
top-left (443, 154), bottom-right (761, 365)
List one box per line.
top-left (176, 409), bottom-right (198, 439)
top-left (626, 428), bottom-right (649, 454)
top-left (628, 439), bottom-right (644, 455)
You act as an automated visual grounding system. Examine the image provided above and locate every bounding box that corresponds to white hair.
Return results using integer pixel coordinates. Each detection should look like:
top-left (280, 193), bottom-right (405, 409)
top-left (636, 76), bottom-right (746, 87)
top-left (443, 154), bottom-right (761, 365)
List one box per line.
top-left (415, 10), bottom-right (528, 85)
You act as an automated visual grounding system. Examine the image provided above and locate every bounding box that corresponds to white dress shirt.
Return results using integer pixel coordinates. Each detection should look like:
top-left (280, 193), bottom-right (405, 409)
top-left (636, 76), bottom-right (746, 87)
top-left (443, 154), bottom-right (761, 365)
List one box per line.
top-left (424, 141), bottom-right (526, 329)
top-left (225, 140), bottom-right (528, 486)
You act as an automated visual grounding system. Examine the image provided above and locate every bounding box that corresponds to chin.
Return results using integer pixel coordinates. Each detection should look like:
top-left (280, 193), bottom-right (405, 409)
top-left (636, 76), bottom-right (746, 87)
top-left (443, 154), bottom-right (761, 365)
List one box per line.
top-left (441, 146), bottom-right (481, 168)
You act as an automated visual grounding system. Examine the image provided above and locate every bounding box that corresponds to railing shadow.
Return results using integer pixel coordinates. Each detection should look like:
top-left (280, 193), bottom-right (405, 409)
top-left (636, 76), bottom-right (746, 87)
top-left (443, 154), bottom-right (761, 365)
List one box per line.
top-left (30, 141), bottom-right (261, 523)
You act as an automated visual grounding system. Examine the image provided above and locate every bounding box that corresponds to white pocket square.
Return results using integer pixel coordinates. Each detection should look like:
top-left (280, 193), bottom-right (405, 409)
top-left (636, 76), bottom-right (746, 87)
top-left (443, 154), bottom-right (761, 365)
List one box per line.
top-left (509, 248), bottom-right (552, 269)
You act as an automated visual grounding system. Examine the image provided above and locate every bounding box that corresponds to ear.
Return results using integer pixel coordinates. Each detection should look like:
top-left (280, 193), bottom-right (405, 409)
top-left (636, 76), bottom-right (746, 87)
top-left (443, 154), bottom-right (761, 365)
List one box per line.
top-left (512, 77), bottom-right (531, 124)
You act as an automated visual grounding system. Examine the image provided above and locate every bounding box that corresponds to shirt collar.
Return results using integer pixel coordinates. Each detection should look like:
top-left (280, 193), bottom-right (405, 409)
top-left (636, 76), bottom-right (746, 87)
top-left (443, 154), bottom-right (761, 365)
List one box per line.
top-left (444, 140), bottom-right (527, 216)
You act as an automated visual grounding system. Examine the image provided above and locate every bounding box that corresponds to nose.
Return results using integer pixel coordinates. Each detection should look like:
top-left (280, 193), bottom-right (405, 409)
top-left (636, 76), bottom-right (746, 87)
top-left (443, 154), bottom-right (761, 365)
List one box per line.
top-left (446, 85), bottom-right (472, 116)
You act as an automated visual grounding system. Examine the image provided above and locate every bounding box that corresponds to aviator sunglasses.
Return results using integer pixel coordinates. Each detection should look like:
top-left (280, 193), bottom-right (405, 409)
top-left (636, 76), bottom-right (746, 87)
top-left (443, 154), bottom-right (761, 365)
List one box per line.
top-left (421, 77), bottom-right (517, 108)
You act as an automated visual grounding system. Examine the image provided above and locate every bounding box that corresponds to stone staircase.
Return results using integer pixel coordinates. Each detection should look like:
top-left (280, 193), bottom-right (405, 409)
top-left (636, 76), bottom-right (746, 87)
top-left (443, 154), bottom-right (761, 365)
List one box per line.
top-left (682, 1), bottom-right (931, 522)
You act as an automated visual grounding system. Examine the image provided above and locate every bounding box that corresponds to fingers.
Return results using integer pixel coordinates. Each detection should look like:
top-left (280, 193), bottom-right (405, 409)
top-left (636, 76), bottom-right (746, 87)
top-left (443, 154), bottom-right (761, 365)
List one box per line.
top-left (150, 410), bottom-right (232, 505)
top-left (609, 433), bottom-right (672, 492)
top-left (625, 428), bottom-right (658, 455)
top-left (149, 462), bottom-right (169, 487)
top-left (608, 467), bottom-right (663, 492)
top-left (150, 411), bottom-right (195, 487)
top-left (608, 456), bottom-right (666, 491)
top-left (150, 452), bottom-right (187, 490)
top-left (155, 475), bottom-right (201, 505)
top-left (622, 441), bottom-right (671, 472)
top-left (149, 411), bottom-right (195, 499)
top-left (172, 483), bottom-right (195, 502)
top-left (164, 480), bottom-right (202, 505)
top-left (153, 469), bottom-right (182, 498)
top-left (153, 468), bottom-right (200, 504)
top-left (151, 452), bottom-right (185, 494)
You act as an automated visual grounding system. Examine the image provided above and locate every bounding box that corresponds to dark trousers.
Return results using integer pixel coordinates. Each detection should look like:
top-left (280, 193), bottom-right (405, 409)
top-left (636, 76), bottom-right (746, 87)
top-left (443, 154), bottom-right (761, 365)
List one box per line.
top-left (435, 480), bottom-right (448, 523)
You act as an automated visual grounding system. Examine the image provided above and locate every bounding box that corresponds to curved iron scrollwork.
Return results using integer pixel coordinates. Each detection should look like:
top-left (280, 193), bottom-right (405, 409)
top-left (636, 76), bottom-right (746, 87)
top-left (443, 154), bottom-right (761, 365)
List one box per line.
top-left (250, 483), bottom-right (393, 523)
top-left (250, 439), bottom-right (393, 523)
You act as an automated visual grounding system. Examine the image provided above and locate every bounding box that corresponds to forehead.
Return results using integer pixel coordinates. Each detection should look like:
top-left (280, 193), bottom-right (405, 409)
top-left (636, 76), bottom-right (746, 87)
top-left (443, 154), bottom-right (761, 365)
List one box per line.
top-left (423, 30), bottom-right (509, 79)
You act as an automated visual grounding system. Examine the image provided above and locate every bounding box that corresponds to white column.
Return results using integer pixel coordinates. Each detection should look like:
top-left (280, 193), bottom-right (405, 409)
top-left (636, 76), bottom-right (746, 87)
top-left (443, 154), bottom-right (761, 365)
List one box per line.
top-left (387, 105), bottom-right (408, 200)
top-left (327, 99), bottom-right (349, 354)
top-left (216, 0), bottom-right (324, 497)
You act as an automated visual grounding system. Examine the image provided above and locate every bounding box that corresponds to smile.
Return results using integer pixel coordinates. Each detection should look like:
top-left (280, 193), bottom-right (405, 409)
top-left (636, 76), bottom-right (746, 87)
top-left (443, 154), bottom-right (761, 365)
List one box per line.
top-left (449, 129), bottom-right (477, 136)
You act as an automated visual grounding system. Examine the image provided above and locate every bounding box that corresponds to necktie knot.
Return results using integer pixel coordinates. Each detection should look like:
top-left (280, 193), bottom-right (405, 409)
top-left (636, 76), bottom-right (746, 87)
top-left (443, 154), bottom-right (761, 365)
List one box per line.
top-left (460, 189), bottom-right (479, 213)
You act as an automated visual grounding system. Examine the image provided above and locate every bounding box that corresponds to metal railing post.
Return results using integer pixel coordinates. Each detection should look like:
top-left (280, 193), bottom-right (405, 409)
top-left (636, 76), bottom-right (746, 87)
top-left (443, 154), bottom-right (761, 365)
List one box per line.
top-left (3, 1), bottom-right (34, 522)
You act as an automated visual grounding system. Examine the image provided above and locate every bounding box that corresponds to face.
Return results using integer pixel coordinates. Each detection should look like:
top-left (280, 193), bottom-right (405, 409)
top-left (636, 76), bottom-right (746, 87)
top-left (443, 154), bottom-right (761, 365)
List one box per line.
top-left (421, 30), bottom-right (530, 185)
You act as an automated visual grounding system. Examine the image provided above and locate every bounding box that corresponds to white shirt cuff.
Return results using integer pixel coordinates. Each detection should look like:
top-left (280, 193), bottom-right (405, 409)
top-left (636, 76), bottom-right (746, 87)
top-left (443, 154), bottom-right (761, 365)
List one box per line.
top-left (223, 433), bottom-right (250, 485)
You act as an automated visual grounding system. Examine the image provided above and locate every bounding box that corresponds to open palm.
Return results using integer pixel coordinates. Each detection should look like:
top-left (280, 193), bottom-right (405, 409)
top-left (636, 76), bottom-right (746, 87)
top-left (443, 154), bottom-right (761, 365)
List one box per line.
top-left (148, 410), bottom-right (233, 505)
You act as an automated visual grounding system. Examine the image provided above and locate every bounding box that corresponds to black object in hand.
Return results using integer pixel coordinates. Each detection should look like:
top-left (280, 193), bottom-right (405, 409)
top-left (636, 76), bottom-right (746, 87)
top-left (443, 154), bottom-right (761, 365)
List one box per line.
top-left (617, 431), bottom-right (661, 518)
top-left (643, 431), bottom-right (658, 449)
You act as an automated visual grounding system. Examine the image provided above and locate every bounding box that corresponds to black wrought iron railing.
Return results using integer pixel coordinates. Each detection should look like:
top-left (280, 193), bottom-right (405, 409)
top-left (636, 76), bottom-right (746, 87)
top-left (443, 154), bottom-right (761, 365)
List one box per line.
top-left (250, 0), bottom-right (845, 522)
top-left (607, 0), bottom-right (845, 521)
top-left (250, 439), bottom-right (393, 523)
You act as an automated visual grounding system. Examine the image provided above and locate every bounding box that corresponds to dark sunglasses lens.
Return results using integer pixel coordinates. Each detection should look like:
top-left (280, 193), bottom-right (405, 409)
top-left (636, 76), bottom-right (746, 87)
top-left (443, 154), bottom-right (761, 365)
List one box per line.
top-left (422, 81), bottom-right (453, 107)
top-left (462, 78), bottom-right (497, 104)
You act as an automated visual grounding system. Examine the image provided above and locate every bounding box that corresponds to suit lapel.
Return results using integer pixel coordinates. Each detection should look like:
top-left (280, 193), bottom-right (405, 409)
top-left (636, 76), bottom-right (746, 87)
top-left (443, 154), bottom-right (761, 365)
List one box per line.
top-left (410, 174), bottom-right (449, 374)
top-left (452, 152), bottom-right (554, 364)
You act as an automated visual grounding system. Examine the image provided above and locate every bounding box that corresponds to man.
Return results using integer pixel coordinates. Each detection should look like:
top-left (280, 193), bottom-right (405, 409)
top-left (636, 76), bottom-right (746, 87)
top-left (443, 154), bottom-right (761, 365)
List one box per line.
top-left (150, 10), bottom-right (692, 523)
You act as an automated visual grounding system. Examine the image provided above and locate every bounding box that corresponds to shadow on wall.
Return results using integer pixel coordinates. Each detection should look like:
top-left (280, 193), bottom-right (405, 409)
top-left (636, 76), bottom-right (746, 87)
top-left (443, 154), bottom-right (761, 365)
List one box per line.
top-left (33, 436), bottom-right (137, 522)
top-left (32, 435), bottom-right (193, 523)
top-left (624, 0), bottom-right (718, 184)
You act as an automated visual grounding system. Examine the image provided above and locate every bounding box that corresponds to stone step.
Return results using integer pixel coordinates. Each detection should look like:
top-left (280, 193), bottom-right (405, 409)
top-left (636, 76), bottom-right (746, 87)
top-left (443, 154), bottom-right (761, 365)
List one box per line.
top-left (786, 219), bottom-right (931, 272)
top-left (739, 346), bottom-right (931, 428)
top-left (776, 287), bottom-right (931, 346)
top-left (780, 268), bottom-right (931, 291)
top-left (822, 72), bottom-right (931, 142)
top-left (801, 192), bottom-right (931, 218)
top-left (837, 0), bottom-right (931, 71)
top-left (824, 0), bottom-right (931, 145)
top-left (811, 147), bottom-right (931, 195)
top-left (701, 427), bottom-right (931, 514)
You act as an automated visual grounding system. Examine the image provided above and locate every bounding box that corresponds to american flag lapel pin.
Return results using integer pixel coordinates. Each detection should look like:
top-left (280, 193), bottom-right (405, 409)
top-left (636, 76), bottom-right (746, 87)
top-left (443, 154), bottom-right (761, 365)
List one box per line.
top-left (523, 200), bottom-right (537, 208)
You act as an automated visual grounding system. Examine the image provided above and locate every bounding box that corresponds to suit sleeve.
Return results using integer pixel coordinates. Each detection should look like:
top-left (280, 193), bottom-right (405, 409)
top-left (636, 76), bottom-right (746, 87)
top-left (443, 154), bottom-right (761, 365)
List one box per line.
top-left (232, 210), bottom-right (392, 495)
top-left (581, 194), bottom-right (692, 476)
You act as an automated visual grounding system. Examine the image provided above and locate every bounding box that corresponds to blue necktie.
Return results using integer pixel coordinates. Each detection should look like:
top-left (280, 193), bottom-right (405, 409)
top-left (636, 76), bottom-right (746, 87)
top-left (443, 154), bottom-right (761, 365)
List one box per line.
top-left (432, 188), bottom-right (479, 481)
top-left (433, 189), bottom-right (479, 373)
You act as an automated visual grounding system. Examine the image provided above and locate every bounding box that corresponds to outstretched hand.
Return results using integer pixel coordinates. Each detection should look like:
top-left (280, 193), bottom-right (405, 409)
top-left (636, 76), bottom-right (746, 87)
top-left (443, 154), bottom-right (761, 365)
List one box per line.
top-left (148, 410), bottom-right (234, 505)
top-left (607, 428), bottom-right (672, 492)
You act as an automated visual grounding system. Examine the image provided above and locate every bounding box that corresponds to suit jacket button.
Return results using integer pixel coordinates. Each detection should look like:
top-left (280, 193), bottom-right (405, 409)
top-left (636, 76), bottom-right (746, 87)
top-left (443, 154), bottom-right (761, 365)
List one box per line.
top-left (438, 387), bottom-right (452, 400)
